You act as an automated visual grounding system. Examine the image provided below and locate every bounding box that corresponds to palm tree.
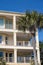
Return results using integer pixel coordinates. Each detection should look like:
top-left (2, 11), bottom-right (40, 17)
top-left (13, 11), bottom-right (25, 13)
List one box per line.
top-left (30, 11), bottom-right (43, 65)
top-left (17, 10), bottom-right (43, 65)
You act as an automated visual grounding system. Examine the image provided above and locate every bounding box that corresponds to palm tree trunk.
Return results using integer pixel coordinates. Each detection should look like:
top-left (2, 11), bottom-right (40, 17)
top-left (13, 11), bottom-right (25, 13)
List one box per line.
top-left (32, 36), bottom-right (38, 65)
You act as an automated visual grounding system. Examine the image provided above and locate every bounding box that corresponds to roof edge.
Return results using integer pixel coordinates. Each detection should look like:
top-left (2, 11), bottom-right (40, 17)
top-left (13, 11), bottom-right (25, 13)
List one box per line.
top-left (0, 10), bottom-right (25, 15)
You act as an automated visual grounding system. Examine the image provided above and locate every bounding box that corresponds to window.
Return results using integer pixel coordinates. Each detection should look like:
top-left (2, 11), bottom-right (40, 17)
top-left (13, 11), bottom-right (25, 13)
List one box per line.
top-left (9, 53), bottom-right (13, 57)
top-left (0, 36), bottom-right (2, 43)
top-left (6, 53), bottom-right (8, 57)
top-left (9, 53), bottom-right (13, 62)
top-left (5, 37), bottom-right (8, 44)
top-left (9, 20), bottom-right (13, 29)
top-left (5, 19), bottom-right (13, 29)
top-left (6, 53), bottom-right (8, 62)
top-left (6, 53), bottom-right (13, 62)
top-left (0, 52), bottom-right (3, 57)
top-left (0, 18), bottom-right (4, 26)
top-left (0, 18), bottom-right (4, 28)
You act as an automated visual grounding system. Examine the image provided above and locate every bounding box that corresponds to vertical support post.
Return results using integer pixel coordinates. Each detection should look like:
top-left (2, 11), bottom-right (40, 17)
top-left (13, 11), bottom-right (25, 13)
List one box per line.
top-left (13, 15), bottom-right (16, 46)
top-left (24, 57), bottom-right (25, 63)
top-left (13, 32), bottom-right (16, 46)
top-left (13, 15), bottom-right (17, 63)
top-left (14, 49), bottom-right (17, 63)
top-left (13, 16), bottom-right (16, 30)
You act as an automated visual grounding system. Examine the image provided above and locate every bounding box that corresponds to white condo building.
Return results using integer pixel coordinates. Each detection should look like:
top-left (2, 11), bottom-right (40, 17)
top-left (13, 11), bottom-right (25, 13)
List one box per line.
top-left (0, 11), bottom-right (41, 65)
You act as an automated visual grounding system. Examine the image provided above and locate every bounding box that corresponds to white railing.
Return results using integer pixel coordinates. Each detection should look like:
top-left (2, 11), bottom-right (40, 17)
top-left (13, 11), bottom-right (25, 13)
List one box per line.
top-left (5, 40), bottom-right (14, 46)
top-left (5, 43), bottom-right (14, 46)
top-left (17, 56), bottom-right (31, 63)
top-left (5, 41), bottom-right (32, 46)
top-left (17, 41), bottom-right (32, 47)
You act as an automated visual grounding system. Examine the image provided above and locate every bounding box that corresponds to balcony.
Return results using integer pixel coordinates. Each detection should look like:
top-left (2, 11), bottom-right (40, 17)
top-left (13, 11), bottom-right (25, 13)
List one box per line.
top-left (17, 41), bottom-right (32, 47)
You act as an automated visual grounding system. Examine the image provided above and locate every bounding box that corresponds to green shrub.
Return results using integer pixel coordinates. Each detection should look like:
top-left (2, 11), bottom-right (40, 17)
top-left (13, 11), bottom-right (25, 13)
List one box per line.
top-left (0, 57), bottom-right (6, 65)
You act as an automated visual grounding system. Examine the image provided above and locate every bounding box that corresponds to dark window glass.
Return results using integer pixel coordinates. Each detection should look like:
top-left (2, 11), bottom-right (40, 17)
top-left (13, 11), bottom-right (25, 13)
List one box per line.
top-left (9, 53), bottom-right (13, 62)
top-left (9, 53), bottom-right (13, 57)
top-left (6, 53), bottom-right (8, 57)
top-left (5, 37), bottom-right (8, 44)
top-left (0, 36), bottom-right (2, 43)
top-left (0, 52), bottom-right (3, 57)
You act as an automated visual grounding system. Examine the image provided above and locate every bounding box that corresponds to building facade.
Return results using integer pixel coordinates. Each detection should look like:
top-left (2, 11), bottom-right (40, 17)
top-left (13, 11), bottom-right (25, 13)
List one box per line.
top-left (0, 11), bottom-right (41, 65)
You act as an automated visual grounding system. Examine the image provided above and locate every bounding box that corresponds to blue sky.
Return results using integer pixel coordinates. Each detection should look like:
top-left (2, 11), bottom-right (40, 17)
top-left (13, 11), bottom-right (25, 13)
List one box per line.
top-left (0, 0), bottom-right (43, 13)
top-left (38, 29), bottom-right (43, 42)
top-left (0, 0), bottom-right (43, 42)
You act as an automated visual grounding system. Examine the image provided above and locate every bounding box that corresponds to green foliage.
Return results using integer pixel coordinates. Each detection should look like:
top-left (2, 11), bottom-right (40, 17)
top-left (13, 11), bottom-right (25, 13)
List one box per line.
top-left (17, 10), bottom-right (43, 32)
top-left (0, 57), bottom-right (6, 65)
top-left (39, 44), bottom-right (43, 48)
top-left (39, 41), bottom-right (43, 48)
top-left (30, 59), bottom-right (35, 65)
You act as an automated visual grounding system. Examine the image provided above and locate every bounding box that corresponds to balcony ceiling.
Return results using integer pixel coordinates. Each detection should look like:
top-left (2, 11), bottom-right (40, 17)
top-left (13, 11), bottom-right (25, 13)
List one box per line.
top-left (17, 49), bottom-right (33, 53)
top-left (17, 33), bottom-right (32, 41)
top-left (0, 31), bottom-right (13, 35)
top-left (0, 15), bottom-right (13, 19)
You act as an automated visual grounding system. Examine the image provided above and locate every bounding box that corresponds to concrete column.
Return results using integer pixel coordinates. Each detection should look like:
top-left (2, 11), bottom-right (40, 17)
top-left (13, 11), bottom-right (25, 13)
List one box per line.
top-left (13, 16), bottom-right (16, 30)
top-left (14, 49), bottom-right (17, 63)
top-left (13, 32), bottom-right (16, 46)
top-left (13, 15), bottom-right (17, 46)
top-left (24, 57), bottom-right (26, 63)
top-left (35, 30), bottom-right (41, 65)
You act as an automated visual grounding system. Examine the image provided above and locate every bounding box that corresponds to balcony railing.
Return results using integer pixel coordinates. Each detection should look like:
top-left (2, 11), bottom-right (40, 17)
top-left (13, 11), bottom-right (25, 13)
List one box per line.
top-left (5, 43), bottom-right (14, 46)
top-left (17, 41), bottom-right (32, 47)
top-left (4, 41), bottom-right (32, 46)
top-left (5, 40), bottom-right (14, 46)
top-left (17, 56), bottom-right (31, 63)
